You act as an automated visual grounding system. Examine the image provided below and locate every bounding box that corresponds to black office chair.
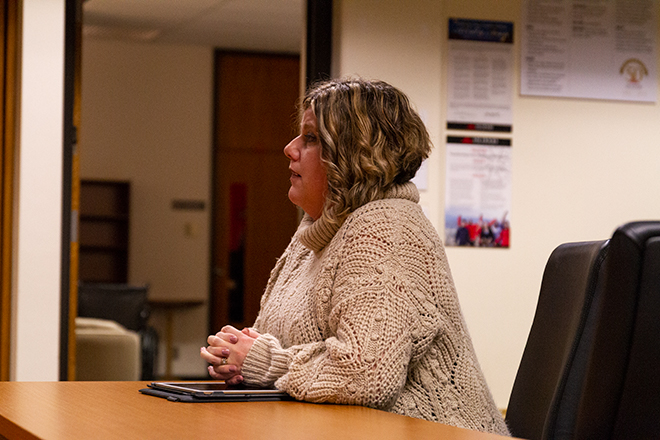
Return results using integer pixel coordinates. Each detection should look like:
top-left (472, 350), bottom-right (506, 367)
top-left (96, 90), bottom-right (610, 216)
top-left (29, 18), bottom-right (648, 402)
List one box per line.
top-left (506, 239), bottom-right (609, 440)
top-left (575, 221), bottom-right (660, 439)
top-left (78, 282), bottom-right (159, 380)
top-left (507, 221), bottom-right (660, 440)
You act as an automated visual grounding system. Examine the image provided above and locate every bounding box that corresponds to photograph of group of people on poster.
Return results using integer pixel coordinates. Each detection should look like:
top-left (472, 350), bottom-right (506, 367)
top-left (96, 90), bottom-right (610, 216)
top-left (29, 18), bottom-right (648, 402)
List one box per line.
top-left (445, 212), bottom-right (510, 248)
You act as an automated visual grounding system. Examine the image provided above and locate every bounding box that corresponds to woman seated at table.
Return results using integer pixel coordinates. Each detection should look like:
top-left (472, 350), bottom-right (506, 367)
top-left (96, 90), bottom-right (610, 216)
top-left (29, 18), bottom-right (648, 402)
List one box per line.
top-left (201, 77), bottom-right (509, 435)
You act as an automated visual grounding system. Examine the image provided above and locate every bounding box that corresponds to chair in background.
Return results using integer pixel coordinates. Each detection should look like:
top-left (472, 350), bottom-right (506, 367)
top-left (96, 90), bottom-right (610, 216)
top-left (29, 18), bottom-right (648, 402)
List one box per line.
top-left (507, 221), bottom-right (660, 440)
top-left (506, 239), bottom-right (609, 440)
top-left (75, 317), bottom-right (141, 381)
top-left (77, 282), bottom-right (159, 380)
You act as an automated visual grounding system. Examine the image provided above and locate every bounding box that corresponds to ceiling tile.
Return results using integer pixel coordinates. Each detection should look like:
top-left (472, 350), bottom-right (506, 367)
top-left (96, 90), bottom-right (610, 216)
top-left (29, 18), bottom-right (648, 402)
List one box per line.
top-left (83, 0), bottom-right (303, 53)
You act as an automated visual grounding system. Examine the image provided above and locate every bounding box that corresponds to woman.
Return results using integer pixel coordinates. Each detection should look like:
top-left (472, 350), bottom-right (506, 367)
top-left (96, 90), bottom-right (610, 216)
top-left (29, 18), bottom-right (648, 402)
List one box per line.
top-left (201, 78), bottom-right (509, 435)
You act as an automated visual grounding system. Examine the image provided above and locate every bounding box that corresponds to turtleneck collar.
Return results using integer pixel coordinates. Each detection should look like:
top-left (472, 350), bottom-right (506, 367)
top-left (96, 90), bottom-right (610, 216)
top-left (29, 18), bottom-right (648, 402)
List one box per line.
top-left (296, 182), bottom-right (420, 253)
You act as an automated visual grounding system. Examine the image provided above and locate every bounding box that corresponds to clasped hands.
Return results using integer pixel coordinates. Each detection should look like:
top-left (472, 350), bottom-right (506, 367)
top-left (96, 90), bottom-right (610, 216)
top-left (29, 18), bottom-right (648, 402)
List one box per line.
top-left (200, 325), bottom-right (260, 385)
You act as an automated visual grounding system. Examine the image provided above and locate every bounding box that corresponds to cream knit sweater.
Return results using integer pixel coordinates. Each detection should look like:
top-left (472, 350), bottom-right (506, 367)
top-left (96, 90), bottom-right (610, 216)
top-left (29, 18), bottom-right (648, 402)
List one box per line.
top-left (241, 183), bottom-right (509, 435)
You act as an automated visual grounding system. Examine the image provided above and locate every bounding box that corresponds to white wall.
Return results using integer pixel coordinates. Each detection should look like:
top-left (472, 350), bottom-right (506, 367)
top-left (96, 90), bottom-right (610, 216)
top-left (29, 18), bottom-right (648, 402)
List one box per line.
top-left (80, 39), bottom-right (214, 377)
top-left (334, 0), bottom-right (660, 408)
top-left (12, 0), bottom-right (66, 381)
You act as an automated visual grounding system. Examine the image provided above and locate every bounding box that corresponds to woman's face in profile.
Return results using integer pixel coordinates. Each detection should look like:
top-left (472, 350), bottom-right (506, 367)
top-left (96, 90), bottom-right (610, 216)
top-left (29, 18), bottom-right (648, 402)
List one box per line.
top-left (283, 107), bottom-right (328, 220)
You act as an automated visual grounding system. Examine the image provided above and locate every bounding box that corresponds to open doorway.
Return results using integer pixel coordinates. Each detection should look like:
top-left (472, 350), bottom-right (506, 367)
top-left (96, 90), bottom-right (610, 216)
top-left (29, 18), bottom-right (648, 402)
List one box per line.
top-left (78, 2), bottom-right (304, 379)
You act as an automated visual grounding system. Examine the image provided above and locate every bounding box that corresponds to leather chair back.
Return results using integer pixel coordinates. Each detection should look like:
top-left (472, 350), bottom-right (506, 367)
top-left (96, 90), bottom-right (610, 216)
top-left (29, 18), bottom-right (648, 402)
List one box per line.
top-left (506, 240), bottom-right (609, 440)
top-left (575, 221), bottom-right (660, 439)
top-left (78, 282), bottom-right (149, 332)
top-left (508, 221), bottom-right (660, 440)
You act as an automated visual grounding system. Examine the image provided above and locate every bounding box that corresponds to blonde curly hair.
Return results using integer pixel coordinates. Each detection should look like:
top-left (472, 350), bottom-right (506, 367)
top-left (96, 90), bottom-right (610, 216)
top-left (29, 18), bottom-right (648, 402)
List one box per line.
top-left (301, 77), bottom-right (432, 227)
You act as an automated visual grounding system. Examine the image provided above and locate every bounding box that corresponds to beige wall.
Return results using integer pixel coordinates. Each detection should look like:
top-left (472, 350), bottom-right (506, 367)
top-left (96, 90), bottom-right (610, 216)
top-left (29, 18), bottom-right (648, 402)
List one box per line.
top-left (12, 0), bottom-right (66, 381)
top-left (80, 39), bottom-right (213, 377)
top-left (334, 0), bottom-right (660, 408)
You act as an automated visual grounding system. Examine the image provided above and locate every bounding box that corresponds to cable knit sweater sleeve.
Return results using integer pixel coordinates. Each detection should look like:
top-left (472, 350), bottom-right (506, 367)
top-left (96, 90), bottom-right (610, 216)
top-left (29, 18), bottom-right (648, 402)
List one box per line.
top-left (241, 200), bottom-right (435, 410)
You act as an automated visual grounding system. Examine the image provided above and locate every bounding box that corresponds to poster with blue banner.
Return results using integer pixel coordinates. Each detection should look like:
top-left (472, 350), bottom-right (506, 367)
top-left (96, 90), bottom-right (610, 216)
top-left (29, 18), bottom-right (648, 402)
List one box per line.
top-left (446, 18), bottom-right (514, 132)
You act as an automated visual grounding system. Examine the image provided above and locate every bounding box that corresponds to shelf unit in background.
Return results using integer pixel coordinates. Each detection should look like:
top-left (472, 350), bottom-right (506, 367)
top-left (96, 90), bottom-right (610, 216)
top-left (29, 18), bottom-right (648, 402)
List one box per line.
top-left (79, 180), bottom-right (130, 283)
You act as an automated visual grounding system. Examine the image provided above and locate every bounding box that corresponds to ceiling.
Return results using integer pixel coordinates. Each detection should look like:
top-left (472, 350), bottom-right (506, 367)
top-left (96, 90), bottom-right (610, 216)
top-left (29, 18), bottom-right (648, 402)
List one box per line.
top-left (82, 0), bottom-right (304, 54)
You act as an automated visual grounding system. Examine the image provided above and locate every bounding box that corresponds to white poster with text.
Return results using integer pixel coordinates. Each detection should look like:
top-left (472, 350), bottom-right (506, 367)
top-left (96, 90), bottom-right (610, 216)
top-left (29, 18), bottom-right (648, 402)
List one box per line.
top-left (521, 0), bottom-right (657, 102)
top-left (447, 19), bottom-right (514, 132)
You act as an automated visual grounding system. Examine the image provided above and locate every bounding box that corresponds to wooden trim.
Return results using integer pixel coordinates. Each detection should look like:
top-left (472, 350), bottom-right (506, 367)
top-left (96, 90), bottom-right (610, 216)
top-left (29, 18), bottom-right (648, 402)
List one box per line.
top-left (67, 0), bottom-right (83, 380)
top-left (0, 0), bottom-right (20, 382)
top-left (61, 0), bottom-right (81, 381)
top-left (305, 0), bottom-right (333, 86)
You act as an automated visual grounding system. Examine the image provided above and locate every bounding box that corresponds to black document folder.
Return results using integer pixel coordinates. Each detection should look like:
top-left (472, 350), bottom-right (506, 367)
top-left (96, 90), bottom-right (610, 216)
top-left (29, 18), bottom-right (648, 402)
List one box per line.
top-left (139, 381), bottom-right (292, 403)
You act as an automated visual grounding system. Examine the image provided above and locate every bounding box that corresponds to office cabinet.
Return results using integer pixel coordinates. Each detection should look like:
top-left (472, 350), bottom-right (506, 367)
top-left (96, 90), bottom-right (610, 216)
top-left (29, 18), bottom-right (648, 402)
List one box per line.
top-left (78, 180), bottom-right (130, 283)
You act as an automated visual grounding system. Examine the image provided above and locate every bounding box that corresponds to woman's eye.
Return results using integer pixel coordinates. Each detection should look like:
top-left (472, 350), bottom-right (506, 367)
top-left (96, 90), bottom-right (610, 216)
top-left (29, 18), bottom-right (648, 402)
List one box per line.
top-left (304, 134), bottom-right (318, 143)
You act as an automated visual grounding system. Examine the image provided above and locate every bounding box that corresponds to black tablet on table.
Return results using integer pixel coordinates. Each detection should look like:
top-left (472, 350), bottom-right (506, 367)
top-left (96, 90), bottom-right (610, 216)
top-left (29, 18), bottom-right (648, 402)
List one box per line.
top-left (139, 381), bottom-right (292, 402)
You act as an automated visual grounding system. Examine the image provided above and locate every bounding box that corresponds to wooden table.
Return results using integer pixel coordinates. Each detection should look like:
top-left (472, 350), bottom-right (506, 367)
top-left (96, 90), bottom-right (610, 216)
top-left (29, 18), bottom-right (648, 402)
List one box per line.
top-left (0, 381), bottom-right (513, 440)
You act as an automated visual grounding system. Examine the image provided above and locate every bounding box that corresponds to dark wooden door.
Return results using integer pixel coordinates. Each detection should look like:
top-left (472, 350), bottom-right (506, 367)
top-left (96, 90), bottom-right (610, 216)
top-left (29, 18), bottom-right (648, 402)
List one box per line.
top-left (211, 52), bottom-right (301, 333)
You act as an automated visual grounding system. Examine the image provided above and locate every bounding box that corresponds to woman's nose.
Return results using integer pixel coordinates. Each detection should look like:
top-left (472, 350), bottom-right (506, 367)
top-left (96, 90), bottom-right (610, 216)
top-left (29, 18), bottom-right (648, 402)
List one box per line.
top-left (283, 137), bottom-right (299, 160)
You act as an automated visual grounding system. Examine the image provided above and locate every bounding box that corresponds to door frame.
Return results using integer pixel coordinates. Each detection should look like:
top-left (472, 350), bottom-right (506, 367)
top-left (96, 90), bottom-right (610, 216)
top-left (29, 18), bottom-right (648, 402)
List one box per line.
top-left (60, 0), bottom-right (81, 381)
top-left (0, 0), bottom-right (20, 382)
